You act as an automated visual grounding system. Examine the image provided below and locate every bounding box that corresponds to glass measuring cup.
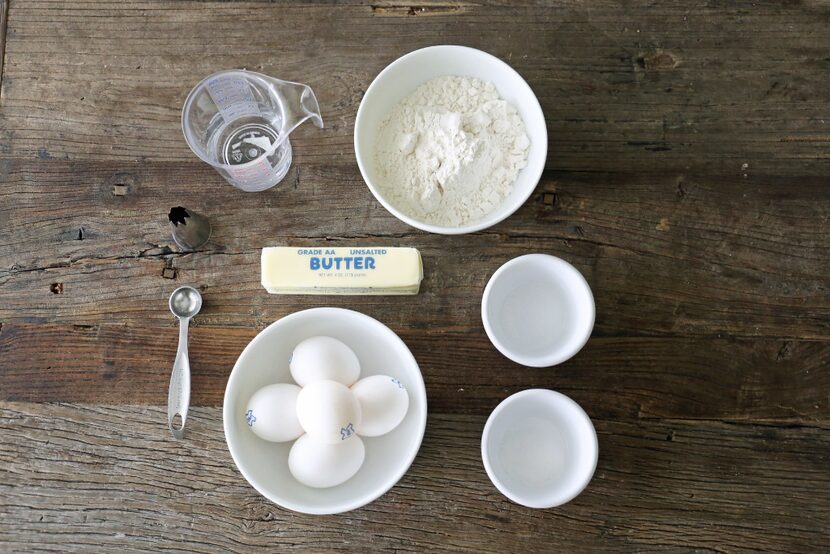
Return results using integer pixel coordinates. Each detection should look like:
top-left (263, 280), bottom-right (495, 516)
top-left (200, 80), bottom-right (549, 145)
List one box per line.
top-left (182, 70), bottom-right (323, 192)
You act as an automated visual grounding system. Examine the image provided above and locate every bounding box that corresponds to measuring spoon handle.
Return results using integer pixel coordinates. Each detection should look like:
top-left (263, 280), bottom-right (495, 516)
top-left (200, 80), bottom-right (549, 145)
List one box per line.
top-left (168, 317), bottom-right (191, 439)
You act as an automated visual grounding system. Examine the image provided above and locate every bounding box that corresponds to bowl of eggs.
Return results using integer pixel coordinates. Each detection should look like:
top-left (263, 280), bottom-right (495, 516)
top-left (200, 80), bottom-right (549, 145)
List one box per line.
top-left (223, 307), bottom-right (427, 514)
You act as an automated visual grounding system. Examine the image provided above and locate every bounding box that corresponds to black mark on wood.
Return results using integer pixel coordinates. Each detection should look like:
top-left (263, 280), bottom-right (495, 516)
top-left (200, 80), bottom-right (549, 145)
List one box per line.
top-left (777, 341), bottom-right (793, 361)
top-left (626, 141), bottom-right (671, 152)
top-left (676, 179), bottom-right (686, 199)
top-left (77, 228), bottom-right (85, 240)
top-left (371, 4), bottom-right (465, 16)
top-left (50, 283), bottom-right (64, 294)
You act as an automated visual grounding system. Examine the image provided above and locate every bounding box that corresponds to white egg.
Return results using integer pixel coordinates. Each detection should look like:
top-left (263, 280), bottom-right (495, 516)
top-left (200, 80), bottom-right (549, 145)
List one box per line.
top-left (289, 336), bottom-right (361, 387)
top-left (288, 434), bottom-right (365, 488)
top-left (351, 375), bottom-right (410, 437)
top-left (244, 383), bottom-right (304, 442)
top-left (296, 380), bottom-right (362, 444)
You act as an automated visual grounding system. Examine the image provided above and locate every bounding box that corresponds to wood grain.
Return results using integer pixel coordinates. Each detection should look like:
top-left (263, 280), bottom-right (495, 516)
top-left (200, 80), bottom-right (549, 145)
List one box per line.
top-left (2, 323), bottom-right (828, 424)
top-left (0, 0), bottom-right (7, 91)
top-left (1, 162), bottom-right (828, 340)
top-left (1, 1), bottom-right (830, 175)
top-left (2, 1), bottom-right (829, 550)
top-left (1, 403), bottom-right (827, 553)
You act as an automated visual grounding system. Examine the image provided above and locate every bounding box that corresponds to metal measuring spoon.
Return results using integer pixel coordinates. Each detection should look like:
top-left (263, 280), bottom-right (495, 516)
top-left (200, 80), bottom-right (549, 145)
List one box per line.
top-left (168, 286), bottom-right (202, 439)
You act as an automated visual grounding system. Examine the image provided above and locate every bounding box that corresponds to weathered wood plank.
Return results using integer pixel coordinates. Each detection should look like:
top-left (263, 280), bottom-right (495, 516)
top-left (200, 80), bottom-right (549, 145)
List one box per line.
top-left (3, 160), bottom-right (829, 272)
top-left (3, 240), bottom-right (827, 340)
top-left (1, 323), bottom-right (827, 424)
top-left (1, 403), bottom-right (827, 552)
top-left (2, 1), bottom-right (830, 174)
top-left (1, 162), bottom-right (828, 339)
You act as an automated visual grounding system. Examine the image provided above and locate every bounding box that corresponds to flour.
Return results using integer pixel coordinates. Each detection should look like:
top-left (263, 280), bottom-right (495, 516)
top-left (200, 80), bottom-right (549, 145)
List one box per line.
top-left (375, 76), bottom-right (530, 227)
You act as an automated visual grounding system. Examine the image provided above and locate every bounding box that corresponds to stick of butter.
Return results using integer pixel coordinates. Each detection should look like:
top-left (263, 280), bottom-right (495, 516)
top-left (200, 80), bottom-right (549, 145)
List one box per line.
top-left (261, 247), bottom-right (423, 295)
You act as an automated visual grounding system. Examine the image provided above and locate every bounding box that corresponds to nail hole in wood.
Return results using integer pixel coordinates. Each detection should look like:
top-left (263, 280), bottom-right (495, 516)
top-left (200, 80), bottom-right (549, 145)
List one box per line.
top-left (776, 341), bottom-right (793, 361)
top-left (50, 283), bottom-right (64, 294)
top-left (112, 184), bottom-right (129, 196)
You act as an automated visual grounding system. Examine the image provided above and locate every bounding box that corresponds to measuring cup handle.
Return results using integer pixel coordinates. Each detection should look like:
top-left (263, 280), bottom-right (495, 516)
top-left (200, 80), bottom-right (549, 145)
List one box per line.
top-left (168, 318), bottom-right (191, 439)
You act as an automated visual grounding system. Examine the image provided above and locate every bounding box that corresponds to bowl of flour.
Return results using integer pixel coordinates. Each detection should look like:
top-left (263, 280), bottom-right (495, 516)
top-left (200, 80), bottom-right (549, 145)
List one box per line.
top-left (355, 45), bottom-right (547, 234)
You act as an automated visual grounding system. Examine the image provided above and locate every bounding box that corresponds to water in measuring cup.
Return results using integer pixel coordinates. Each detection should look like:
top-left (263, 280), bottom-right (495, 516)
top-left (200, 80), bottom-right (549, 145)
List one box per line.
top-left (206, 114), bottom-right (292, 190)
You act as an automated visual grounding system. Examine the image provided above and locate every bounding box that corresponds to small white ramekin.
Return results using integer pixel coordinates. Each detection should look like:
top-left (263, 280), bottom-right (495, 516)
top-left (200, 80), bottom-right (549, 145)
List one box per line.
top-left (482, 389), bottom-right (598, 509)
top-left (482, 254), bottom-right (595, 368)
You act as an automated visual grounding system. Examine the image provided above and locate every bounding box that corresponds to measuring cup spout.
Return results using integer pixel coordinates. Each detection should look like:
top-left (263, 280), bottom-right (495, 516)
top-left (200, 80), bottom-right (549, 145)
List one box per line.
top-left (265, 77), bottom-right (324, 137)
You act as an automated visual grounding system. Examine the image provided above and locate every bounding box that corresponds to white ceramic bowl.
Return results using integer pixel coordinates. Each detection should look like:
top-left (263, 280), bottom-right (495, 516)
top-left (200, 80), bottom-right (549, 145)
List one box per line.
top-left (223, 308), bottom-right (427, 514)
top-left (354, 45), bottom-right (548, 235)
top-left (482, 254), bottom-right (595, 367)
top-left (482, 389), bottom-right (598, 508)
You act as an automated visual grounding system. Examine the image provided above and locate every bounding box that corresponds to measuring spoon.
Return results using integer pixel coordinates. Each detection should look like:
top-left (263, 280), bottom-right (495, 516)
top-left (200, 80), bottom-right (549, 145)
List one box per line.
top-left (168, 285), bottom-right (202, 439)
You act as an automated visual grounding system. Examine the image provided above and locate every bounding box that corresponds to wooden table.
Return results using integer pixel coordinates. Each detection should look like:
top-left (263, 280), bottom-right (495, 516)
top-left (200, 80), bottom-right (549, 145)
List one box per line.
top-left (1, 1), bottom-right (828, 551)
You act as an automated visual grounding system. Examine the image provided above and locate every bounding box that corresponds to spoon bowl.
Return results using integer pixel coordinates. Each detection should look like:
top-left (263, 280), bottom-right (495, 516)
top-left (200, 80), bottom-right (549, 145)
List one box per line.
top-left (169, 286), bottom-right (203, 319)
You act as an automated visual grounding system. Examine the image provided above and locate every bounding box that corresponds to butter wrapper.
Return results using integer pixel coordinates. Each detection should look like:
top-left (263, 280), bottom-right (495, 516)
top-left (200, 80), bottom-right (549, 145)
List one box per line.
top-left (261, 247), bottom-right (423, 295)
